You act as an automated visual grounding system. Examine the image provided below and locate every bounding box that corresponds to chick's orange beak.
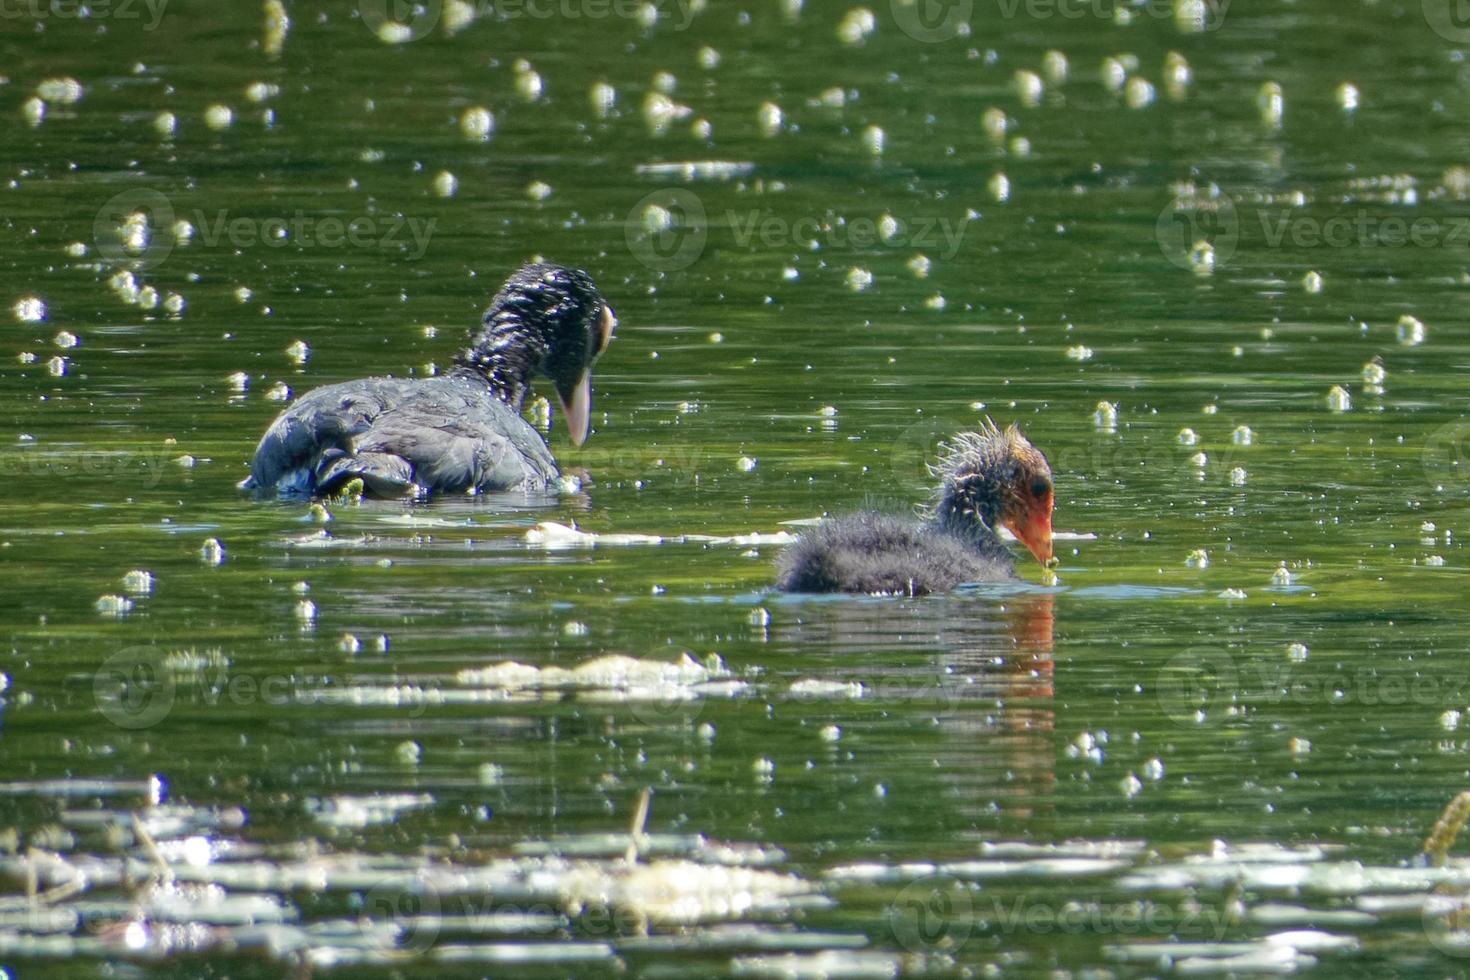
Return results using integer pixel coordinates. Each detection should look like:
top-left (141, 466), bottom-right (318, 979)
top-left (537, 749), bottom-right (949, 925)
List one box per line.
top-left (1006, 490), bottom-right (1054, 565)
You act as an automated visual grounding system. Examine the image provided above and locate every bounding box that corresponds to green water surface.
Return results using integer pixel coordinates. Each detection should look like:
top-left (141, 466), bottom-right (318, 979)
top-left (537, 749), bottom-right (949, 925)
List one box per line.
top-left (5, 1), bottom-right (1470, 976)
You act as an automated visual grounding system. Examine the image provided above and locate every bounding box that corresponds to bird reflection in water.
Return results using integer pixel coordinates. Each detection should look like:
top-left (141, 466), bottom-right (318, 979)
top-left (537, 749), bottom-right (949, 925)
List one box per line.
top-left (773, 590), bottom-right (1057, 822)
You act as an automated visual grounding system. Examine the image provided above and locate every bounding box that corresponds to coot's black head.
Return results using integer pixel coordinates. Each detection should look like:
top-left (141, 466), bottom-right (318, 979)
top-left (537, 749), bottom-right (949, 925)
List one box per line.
top-left (457, 262), bottom-right (616, 445)
top-left (931, 420), bottom-right (1054, 564)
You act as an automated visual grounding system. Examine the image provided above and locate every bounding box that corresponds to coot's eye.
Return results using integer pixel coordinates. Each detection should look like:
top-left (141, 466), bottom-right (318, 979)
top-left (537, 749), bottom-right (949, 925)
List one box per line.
top-left (1030, 477), bottom-right (1051, 498)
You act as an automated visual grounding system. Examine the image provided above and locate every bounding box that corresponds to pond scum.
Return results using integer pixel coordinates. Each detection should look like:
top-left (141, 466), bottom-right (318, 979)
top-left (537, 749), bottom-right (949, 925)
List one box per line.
top-left (6, 765), bottom-right (1470, 969)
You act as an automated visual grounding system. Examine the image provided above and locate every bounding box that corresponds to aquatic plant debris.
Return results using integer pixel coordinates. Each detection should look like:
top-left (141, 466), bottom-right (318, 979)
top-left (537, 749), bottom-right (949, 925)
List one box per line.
top-left (525, 521), bottom-right (796, 549)
top-left (1423, 791), bottom-right (1470, 867)
top-left (455, 652), bottom-right (747, 707)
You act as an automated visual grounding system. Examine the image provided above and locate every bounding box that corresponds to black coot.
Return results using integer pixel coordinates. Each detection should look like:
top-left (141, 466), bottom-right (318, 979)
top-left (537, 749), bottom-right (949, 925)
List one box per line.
top-left (240, 263), bottom-right (615, 497)
top-left (777, 422), bottom-right (1055, 595)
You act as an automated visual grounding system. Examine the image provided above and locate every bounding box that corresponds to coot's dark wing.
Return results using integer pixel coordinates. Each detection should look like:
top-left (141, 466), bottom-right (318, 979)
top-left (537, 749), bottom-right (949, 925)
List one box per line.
top-left (348, 380), bottom-right (558, 494)
top-left (316, 450), bottom-right (415, 497)
top-left (776, 512), bottom-right (1016, 595)
top-left (243, 377), bottom-right (417, 495)
top-left (243, 375), bottom-right (557, 496)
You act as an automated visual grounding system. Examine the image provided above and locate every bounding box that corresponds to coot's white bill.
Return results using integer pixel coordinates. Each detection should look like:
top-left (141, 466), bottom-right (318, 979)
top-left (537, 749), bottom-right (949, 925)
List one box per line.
top-left (559, 370), bottom-right (592, 446)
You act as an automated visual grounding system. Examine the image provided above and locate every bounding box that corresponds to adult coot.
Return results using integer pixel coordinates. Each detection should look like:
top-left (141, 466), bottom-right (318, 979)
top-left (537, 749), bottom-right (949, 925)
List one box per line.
top-left (240, 263), bottom-right (615, 497)
top-left (776, 421), bottom-right (1054, 595)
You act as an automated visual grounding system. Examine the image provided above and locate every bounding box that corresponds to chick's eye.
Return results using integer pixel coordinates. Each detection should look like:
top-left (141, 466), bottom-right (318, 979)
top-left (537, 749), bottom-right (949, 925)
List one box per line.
top-left (1031, 477), bottom-right (1051, 499)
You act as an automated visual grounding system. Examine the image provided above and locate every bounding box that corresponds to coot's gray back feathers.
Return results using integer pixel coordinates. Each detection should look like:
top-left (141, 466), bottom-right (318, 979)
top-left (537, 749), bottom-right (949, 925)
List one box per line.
top-left (776, 421), bottom-right (1056, 595)
top-left (775, 511), bottom-right (1016, 596)
top-left (241, 262), bottom-right (614, 498)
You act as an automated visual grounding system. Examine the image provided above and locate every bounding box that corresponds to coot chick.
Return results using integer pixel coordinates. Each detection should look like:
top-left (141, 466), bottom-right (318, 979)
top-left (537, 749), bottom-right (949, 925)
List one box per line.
top-left (240, 262), bottom-right (615, 497)
top-left (777, 422), bottom-right (1054, 595)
